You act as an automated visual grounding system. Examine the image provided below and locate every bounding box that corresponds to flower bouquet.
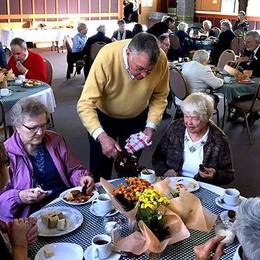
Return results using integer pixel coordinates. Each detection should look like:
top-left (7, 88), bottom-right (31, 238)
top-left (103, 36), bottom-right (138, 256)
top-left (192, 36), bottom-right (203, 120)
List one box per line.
top-left (224, 63), bottom-right (253, 81)
top-left (0, 68), bottom-right (15, 88)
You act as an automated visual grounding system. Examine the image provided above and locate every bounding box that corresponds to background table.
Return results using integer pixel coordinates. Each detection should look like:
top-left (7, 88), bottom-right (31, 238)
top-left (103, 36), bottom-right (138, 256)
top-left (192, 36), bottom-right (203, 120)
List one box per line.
top-left (29, 179), bottom-right (239, 260)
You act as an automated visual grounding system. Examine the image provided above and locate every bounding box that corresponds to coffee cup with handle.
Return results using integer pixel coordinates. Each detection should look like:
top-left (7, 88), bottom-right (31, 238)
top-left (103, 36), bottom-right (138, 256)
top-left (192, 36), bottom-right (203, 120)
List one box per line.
top-left (223, 188), bottom-right (240, 206)
top-left (92, 234), bottom-right (112, 259)
top-left (92, 193), bottom-right (112, 216)
top-left (0, 88), bottom-right (11, 97)
top-left (140, 169), bottom-right (156, 184)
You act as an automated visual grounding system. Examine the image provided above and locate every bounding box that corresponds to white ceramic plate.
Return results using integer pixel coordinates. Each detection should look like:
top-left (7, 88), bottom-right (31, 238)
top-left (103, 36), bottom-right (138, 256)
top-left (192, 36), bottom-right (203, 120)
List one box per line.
top-left (84, 245), bottom-right (121, 260)
top-left (215, 196), bottom-right (243, 210)
top-left (59, 187), bottom-right (99, 205)
top-left (30, 206), bottom-right (83, 237)
top-left (89, 205), bottom-right (119, 217)
top-left (168, 177), bottom-right (200, 192)
top-left (35, 243), bottom-right (83, 260)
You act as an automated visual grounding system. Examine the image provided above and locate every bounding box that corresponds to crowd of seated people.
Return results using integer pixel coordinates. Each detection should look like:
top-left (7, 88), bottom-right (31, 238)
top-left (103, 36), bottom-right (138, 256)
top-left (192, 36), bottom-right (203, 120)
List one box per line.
top-left (111, 19), bottom-right (132, 41)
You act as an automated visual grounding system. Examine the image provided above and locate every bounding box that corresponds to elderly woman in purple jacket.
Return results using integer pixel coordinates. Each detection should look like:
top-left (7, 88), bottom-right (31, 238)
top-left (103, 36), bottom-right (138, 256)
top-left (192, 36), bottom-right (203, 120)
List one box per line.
top-left (0, 98), bottom-right (94, 221)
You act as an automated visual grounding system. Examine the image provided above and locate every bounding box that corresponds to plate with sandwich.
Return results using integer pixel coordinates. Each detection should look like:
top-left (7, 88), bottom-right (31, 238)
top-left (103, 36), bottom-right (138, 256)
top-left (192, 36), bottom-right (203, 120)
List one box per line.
top-left (30, 206), bottom-right (83, 237)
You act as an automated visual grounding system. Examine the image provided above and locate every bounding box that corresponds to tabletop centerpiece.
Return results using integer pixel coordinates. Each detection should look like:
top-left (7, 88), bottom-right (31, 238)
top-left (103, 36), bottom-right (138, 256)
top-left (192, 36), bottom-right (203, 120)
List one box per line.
top-left (224, 63), bottom-right (253, 82)
top-left (0, 68), bottom-right (15, 88)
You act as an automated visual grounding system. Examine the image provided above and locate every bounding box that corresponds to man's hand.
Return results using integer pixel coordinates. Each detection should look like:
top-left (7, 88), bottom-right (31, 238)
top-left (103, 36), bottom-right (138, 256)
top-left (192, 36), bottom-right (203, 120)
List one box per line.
top-left (235, 56), bottom-right (252, 64)
top-left (79, 176), bottom-right (95, 193)
top-left (198, 167), bottom-right (216, 180)
top-left (143, 127), bottom-right (154, 143)
top-left (98, 132), bottom-right (122, 158)
top-left (19, 189), bottom-right (47, 204)
top-left (16, 61), bottom-right (27, 74)
top-left (163, 169), bottom-right (178, 177)
top-left (194, 236), bottom-right (225, 260)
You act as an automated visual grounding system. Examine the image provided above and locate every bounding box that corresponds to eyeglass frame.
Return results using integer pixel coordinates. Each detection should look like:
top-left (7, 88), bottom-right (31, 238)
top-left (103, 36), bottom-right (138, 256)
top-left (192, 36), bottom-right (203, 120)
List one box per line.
top-left (22, 122), bottom-right (48, 133)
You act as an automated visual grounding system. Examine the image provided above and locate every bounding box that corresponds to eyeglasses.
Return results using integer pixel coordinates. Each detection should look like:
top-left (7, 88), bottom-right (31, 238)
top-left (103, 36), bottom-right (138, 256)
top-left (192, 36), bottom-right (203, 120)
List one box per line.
top-left (23, 123), bottom-right (47, 133)
top-left (128, 52), bottom-right (154, 75)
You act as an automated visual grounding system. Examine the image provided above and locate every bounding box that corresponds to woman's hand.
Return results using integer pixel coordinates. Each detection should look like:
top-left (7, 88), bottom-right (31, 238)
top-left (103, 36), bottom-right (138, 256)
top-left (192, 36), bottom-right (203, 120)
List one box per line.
top-left (80, 176), bottom-right (95, 194)
top-left (19, 189), bottom-right (47, 204)
top-left (163, 169), bottom-right (178, 177)
top-left (198, 167), bottom-right (216, 180)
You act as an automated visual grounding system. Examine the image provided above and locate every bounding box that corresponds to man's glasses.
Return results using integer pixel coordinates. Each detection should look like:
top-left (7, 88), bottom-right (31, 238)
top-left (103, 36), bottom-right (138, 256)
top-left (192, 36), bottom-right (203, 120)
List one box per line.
top-left (23, 123), bottom-right (48, 133)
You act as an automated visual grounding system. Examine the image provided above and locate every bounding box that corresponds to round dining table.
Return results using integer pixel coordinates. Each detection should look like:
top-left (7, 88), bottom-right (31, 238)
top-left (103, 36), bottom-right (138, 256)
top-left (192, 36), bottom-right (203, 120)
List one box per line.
top-left (28, 178), bottom-right (240, 260)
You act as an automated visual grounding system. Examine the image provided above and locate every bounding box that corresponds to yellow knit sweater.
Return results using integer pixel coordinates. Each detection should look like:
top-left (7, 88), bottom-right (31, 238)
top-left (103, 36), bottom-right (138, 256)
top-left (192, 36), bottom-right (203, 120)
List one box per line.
top-left (77, 40), bottom-right (169, 135)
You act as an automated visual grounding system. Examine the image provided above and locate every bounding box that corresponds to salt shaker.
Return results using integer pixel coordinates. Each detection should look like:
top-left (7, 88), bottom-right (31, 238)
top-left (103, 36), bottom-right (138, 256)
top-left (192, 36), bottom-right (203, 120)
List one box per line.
top-left (105, 221), bottom-right (121, 243)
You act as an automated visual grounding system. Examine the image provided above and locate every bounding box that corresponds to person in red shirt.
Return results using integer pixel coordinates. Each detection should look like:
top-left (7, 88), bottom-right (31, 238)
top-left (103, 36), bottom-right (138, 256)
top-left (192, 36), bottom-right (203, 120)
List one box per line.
top-left (7, 38), bottom-right (47, 83)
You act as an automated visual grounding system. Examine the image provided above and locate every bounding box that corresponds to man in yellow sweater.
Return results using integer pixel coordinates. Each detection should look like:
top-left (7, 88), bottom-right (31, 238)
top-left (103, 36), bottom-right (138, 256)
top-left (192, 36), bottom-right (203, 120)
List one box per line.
top-left (77, 32), bottom-right (169, 181)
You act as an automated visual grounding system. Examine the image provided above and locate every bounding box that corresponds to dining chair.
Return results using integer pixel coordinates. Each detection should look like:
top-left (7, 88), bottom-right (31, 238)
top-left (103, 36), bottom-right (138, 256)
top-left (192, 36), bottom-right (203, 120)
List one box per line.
top-left (212, 27), bottom-right (221, 38)
top-left (217, 49), bottom-right (236, 71)
top-left (229, 83), bottom-right (260, 144)
top-left (44, 58), bottom-right (55, 128)
top-left (231, 36), bottom-right (245, 55)
top-left (89, 42), bottom-right (107, 62)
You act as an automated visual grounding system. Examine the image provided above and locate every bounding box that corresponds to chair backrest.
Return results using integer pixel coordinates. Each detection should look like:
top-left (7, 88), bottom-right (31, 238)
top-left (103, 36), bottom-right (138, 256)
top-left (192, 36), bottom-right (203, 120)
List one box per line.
top-left (217, 49), bottom-right (236, 70)
top-left (169, 68), bottom-right (189, 101)
top-left (169, 34), bottom-right (181, 51)
top-left (233, 29), bottom-right (244, 37)
top-left (231, 37), bottom-right (245, 55)
top-left (249, 83), bottom-right (260, 113)
top-left (64, 35), bottom-right (73, 53)
top-left (212, 27), bottom-right (221, 37)
top-left (44, 58), bottom-right (53, 85)
top-left (90, 42), bottom-right (107, 61)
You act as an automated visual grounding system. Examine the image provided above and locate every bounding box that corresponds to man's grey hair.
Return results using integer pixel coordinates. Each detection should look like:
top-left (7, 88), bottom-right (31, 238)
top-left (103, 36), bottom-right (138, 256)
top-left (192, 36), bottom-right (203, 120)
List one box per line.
top-left (177, 22), bottom-right (188, 32)
top-left (202, 20), bottom-right (212, 29)
top-left (245, 31), bottom-right (260, 41)
top-left (77, 23), bottom-right (87, 32)
top-left (128, 32), bottom-right (160, 65)
top-left (158, 33), bottom-right (169, 43)
top-left (97, 24), bottom-right (106, 34)
top-left (11, 98), bottom-right (49, 127)
top-left (220, 20), bottom-right (232, 31)
top-left (193, 49), bottom-right (210, 63)
top-left (181, 92), bottom-right (214, 122)
top-left (234, 198), bottom-right (260, 260)
top-left (10, 38), bottom-right (27, 49)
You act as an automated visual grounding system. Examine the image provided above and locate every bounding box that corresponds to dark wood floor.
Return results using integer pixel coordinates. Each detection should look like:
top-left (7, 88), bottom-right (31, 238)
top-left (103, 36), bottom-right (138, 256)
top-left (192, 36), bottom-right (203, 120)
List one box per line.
top-left (38, 48), bottom-right (260, 198)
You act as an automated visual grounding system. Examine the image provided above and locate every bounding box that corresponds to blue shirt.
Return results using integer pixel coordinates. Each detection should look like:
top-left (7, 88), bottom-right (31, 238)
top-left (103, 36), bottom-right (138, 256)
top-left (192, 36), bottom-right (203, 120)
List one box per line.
top-left (72, 32), bottom-right (87, 53)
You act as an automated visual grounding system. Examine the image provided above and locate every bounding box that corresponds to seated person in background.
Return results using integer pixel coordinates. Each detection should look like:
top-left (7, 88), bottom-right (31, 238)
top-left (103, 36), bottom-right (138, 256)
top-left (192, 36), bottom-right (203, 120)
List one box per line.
top-left (132, 23), bottom-right (144, 37)
top-left (112, 19), bottom-right (132, 41)
top-left (182, 49), bottom-right (223, 93)
top-left (7, 38), bottom-right (47, 82)
top-left (0, 41), bottom-right (7, 68)
top-left (236, 30), bottom-right (260, 77)
top-left (152, 93), bottom-right (234, 185)
top-left (0, 98), bottom-right (94, 221)
top-left (201, 20), bottom-right (215, 37)
top-left (0, 142), bottom-right (38, 260)
top-left (83, 24), bottom-right (111, 78)
top-left (158, 33), bottom-right (170, 54)
top-left (194, 198), bottom-right (260, 260)
top-left (66, 23), bottom-right (88, 79)
top-left (147, 16), bottom-right (175, 38)
top-left (233, 10), bottom-right (249, 33)
top-left (210, 20), bottom-right (235, 65)
top-left (176, 22), bottom-right (194, 57)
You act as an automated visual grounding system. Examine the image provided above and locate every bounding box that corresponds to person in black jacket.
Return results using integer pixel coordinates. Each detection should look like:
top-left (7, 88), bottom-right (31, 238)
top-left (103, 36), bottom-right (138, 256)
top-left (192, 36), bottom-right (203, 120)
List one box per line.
top-left (0, 42), bottom-right (7, 68)
top-left (147, 16), bottom-right (175, 38)
top-left (83, 25), bottom-right (111, 78)
top-left (112, 19), bottom-right (132, 41)
top-left (210, 20), bottom-right (235, 65)
top-left (233, 11), bottom-right (249, 33)
top-left (236, 31), bottom-right (260, 77)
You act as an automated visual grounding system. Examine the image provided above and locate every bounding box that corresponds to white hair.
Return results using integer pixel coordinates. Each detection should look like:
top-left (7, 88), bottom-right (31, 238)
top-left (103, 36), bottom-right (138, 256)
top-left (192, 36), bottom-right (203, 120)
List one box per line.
top-left (234, 198), bottom-right (260, 260)
top-left (97, 24), bottom-right (106, 34)
top-left (245, 31), bottom-right (260, 41)
top-left (177, 22), bottom-right (188, 32)
top-left (193, 49), bottom-right (210, 63)
top-left (203, 20), bottom-right (212, 29)
top-left (220, 20), bottom-right (232, 31)
top-left (181, 93), bottom-right (214, 122)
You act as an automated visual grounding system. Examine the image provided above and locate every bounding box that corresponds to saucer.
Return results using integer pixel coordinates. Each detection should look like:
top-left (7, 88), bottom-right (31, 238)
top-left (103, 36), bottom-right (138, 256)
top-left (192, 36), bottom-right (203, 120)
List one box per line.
top-left (84, 245), bottom-right (121, 260)
top-left (89, 205), bottom-right (119, 217)
top-left (215, 196), bottom-right (242, 210)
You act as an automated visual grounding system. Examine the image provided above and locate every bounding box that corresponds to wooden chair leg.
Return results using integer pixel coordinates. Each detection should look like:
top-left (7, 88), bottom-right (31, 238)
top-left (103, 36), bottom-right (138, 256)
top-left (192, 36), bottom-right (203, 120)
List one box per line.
top-left (244, 112), bottom-right (252, 144)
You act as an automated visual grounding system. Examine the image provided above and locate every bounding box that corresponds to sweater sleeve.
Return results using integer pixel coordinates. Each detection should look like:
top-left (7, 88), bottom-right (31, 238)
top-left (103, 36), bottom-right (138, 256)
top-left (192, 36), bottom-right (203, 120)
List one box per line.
top-left (26, 54), bottom-right (47, 83)
top-left (146, 53), bottom-right (169, 125)
top-left (203, 66), bottom-right (224, 89)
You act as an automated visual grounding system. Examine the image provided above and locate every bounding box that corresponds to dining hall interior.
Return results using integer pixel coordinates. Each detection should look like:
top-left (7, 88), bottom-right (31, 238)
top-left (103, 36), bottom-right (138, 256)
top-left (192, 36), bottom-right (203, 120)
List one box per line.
top-left (0, 0), bottom-right (260, 259)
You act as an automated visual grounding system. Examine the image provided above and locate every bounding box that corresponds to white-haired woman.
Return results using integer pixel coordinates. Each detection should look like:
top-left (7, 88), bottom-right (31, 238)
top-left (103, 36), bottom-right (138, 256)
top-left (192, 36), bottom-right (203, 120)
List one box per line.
top-left (210, 19), bottom-right (235, 65)
top-left (202, 20), bottom-right (214, 37)
top-left (182, 49), bottom-right (223, 93)
top-left (153, 93), bottom-right (234, 185)
top-left (176, 21), bottom-right (194, 56)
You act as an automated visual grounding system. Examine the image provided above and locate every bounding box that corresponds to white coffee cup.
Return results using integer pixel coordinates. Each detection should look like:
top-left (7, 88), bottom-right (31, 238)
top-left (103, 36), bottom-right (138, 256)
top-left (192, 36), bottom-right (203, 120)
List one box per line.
top-left (140, 169), bottom-right (156, 184)
top-left (92, 194), bottom-right (112, 215)
top-left (223, 188), bottom-right (240, 206)
top-left (92, 234), bottom-right (112, 259)
top-left (18, 75), bottom-right (26, 82)
top-left (0, 88), bottom-right (11, 97)
top-left (224, 76), bottom-right (232, 84)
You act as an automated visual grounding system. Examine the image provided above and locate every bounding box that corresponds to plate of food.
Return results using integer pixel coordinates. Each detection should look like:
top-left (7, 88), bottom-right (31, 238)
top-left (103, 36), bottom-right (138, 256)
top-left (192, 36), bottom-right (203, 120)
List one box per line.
top-left (59, 187), bottom-right (99, 205)
top-left (168, 177), bottom-right (200, 192)
top-left (30, 206), bottom-right (83, 237)
top-left (22, 79), bottom-right (42, 88)
top-left (35, 243), bottom-right (83, 260)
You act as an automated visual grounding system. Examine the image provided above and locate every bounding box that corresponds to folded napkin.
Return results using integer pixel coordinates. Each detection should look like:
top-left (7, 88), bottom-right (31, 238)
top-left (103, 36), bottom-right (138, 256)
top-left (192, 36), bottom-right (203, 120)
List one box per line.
top-left (125, 132), bottom-right (152, 154)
